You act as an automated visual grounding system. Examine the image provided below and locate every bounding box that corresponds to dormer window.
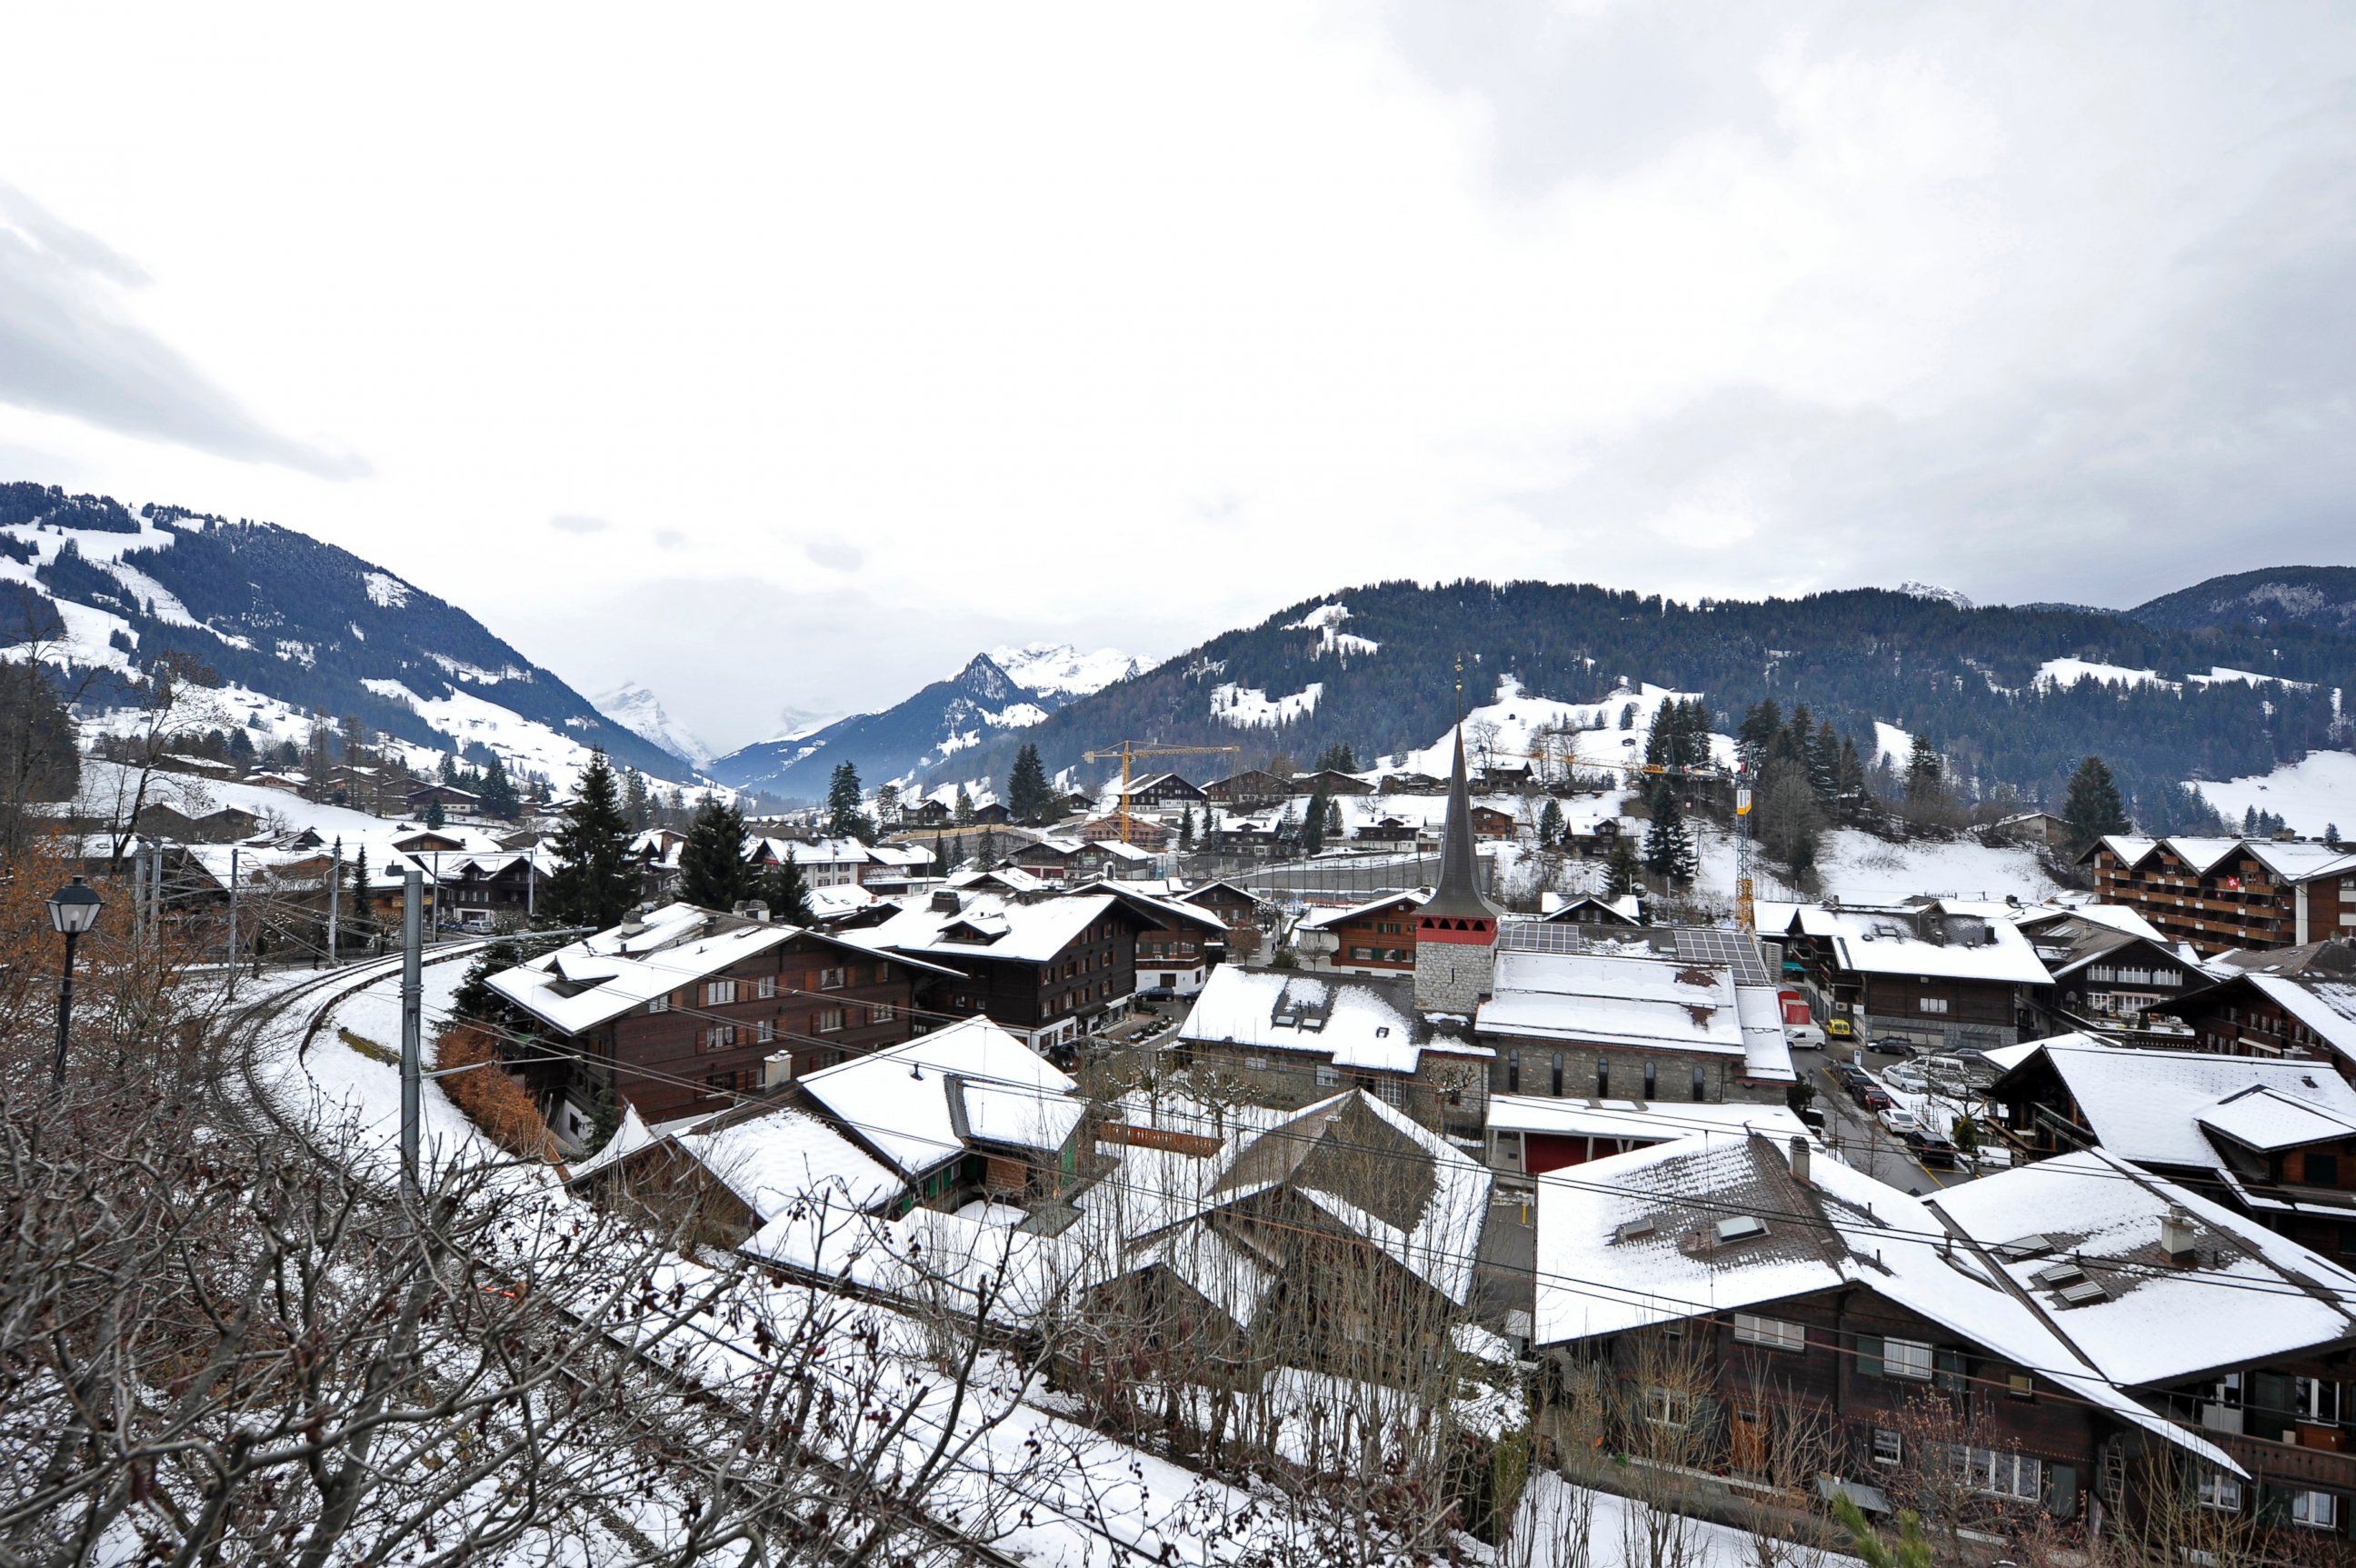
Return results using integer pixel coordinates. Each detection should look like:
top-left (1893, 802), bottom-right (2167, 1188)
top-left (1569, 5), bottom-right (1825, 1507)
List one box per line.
top-left (1714, 1215), bottom-right (1767, 1243)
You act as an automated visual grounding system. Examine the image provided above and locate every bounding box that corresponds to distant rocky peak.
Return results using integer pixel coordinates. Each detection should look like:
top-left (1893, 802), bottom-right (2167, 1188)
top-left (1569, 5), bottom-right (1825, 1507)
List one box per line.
top-left (1896, 581), bottom-right (1974, 611)
top-left (953, 652), bottom-right (1019, 702)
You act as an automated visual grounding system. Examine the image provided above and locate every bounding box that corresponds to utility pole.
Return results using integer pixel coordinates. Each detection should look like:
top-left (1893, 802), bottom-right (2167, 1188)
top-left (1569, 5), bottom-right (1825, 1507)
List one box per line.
top-left (327, 836), bottom-right (342, 966)
top-left (226, 844), bottom-right (240, 996)
top-left (131, 846), bottom-right (147, 944)
top-left (400, 866), bottom-right (423, 1199)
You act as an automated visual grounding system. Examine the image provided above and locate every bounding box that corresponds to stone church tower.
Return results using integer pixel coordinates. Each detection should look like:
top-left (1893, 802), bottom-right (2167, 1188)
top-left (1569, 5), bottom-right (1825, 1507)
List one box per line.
top-left (1413, 726), bottom-right (1499, 1014)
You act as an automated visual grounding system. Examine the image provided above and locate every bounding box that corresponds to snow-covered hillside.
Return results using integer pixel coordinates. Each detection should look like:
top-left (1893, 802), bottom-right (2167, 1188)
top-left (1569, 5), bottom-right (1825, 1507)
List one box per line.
top-left (1388, 675), bottom-right (1726, 778)
top-left (2191, 751), bottom-right (2356, 838)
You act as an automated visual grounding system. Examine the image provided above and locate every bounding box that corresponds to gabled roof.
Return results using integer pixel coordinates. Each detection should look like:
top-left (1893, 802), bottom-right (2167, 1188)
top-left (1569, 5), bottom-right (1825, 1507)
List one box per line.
top-left (1297, 889), bottom-right (1427, 930)
top-left (1533, 1131), bottom-right (2243, 1475)
top-left (2246, 974), bottom-right (2356, 1062)
top-left (1477, 947), bottom-right (1745, 1057)
top-left (795, 1015), bottom-right (1081, 1178)
top-left (1176, 966), bottom-right (1490, 1073)
top-left (2197, 1085), bottom-right (2356, 1154)
top-left (1931, 1148), bottom-right (2356, 1388)
top-left (1773, 903), bottom-right (2052, 986)
top-left (673, 1102), bottom-right (903, 1218)
top-left (1999, 1037), bottom-right (2356, 1169)
top-left (854, 889), bottom-right (1129, 964)
top-left (489, 903), bottom-right (953, 1035)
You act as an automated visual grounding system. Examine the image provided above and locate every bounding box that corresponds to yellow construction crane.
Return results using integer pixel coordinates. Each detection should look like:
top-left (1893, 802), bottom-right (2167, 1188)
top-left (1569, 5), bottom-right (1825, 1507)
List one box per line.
top-left (1082, 741), bottom-right (1243, 844)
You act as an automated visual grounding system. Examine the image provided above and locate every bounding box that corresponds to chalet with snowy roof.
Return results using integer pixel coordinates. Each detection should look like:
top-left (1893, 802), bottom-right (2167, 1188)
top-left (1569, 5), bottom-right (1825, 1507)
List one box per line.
top-left (568, 1097), bottom-right (902, 1248)
top-left (1767, 900), bottom-right (2053, 1051)
top-left (1985, 1035), bottom-right (2356, 1247)
top-left (1532, 1129), bottom-right (2245, 1527)
top-left (1120, 772), bottom-right (1206, 809)
top-left (745, 834), bottom-right (870, 889)
top-left (404, 782), bottom-right (480, 814)
top-left (1286, 768), bottom-right (1374, 797)
top-left (487, 902), bottom-right (951, 1131)
top-left (2012, 908), bottom-right (2201, 1035)
top-left (1989, 809), bottom-right (2071, 848)
top-left (1066, 882), bottom-right (1228, 995)
top-left (1176, 879), bottom-right (1266, 961)
top-left (1538, 893), bottom-right (1642, 928)
top-left (430, 853), bottom-right (538, 928)
top-left (850, 887), bottom-right (1155, 1054)
top-left (1296, 891), bottom-right (1424, 975)
top-left (791, 1017), bottom-right (1087, 1210)
top-left (2081, 834), bottom-right (2356, 956)
top-left (1203, 769), bottom-right (1289, 810)
top-left (1173, 968), bottom-right (1492, 1136)
top-left (1932, 1149), bottom-right (2356, 1536)
top-left (1086, 1089), bottom-right (1492, 1388)
top-left (2156, 940), bottom-right (2356, 1074)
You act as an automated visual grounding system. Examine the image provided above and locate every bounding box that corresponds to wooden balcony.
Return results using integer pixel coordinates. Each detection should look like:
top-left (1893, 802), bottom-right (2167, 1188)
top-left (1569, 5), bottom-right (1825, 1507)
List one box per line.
top-left (2208, 1427), bottom-right (2356, 1492)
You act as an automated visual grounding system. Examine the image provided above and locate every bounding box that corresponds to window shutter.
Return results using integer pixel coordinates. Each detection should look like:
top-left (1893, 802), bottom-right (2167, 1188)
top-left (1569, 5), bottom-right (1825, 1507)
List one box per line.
top-left (2044, 1463), bottom-right (2079, 1521)
top-left (1855, 1335), bottom-right (1883, 1379)
top-left (1935, 1348), bottom-right (1968, 1394)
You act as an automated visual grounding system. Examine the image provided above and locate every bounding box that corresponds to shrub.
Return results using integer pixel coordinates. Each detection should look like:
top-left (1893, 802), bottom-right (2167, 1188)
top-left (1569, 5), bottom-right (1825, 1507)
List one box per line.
top-left (433, 1024), bottom-right (557, 1160)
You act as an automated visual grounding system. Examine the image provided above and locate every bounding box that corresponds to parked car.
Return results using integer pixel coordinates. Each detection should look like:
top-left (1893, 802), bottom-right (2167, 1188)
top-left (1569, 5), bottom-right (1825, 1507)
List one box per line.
top-left (1882, 1064), bottom-right (1931, 1094)
top-left (1877, 1106), bottom-right (1920, 1137)
top-left (1850, 1081), bottom-right (1893, 1111)
top-left (1905, 1129), bottom-right (1960, 1169)
top-left (1824, 1017), bottom-right (1857, 1042)
top-left (1785, 1023), bottom-right (1827, 1049)
top-left (1867, 1037), bottom-right (1918, 1058)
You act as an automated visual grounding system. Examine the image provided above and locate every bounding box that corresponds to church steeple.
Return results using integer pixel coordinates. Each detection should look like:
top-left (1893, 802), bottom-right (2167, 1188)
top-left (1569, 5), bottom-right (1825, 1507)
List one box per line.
top-left (1413, 720), bottom-right (1498, 1014)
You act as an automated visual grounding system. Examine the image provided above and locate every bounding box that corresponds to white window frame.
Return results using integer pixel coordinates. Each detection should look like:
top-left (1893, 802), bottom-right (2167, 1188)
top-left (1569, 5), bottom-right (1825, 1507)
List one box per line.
top-left (2291, 1490), bottom-right (2341, 1530)
top-left (700, 1024), bottom-right (736, 1053)
top-left (704, 979), bottom-right (737, 1006)
top-left (755, 1019), bottom-right (775, 1044)
top-left (819, 966), bottom-right (847, 992)
top-left (1645, 1386), bottom-right (1692, 1428)
top-left (1884, 1338), bottom-right (1934, 1381)
top-left (1872, 1429), bottom-right (1902, 1467)
top-left (2197, 1471), bottom-right (2243, 1513)
top-left (1732, 1313), bottom-right (1805, 1352)
top-left (1918, 996), bottom-right (1950, 1015)
top-left (1957, 1445), bottom-right (2041, 1502)
top-left (1315, 1065), bottom-right (1341, 1087)
top-left (756, 974), bottom-right (776, 1000)
top-left (647, 993), bottom-right (671, 1014)
top-left (814, 1007), bottom-right (844, 1034)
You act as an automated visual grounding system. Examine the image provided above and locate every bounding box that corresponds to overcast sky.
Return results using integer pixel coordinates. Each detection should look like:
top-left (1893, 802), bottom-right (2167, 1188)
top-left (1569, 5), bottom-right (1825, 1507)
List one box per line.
top-left (2, 3), bottom-right (2351, 752)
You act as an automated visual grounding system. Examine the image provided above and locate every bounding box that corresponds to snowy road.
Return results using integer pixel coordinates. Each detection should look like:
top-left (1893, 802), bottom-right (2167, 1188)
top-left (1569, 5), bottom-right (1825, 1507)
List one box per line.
top-left (1802, 1046), bottom-right (1976, 1194)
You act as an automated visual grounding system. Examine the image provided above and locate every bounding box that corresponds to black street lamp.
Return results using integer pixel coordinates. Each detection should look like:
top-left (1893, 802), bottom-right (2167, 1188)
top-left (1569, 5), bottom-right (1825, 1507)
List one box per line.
top-left (46, 875), bottom-right (104, 1104)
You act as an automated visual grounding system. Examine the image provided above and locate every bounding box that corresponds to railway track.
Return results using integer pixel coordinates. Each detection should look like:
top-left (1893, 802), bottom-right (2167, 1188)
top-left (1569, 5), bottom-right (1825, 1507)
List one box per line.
top-left (207, 950), bottom-right (1045, 1568)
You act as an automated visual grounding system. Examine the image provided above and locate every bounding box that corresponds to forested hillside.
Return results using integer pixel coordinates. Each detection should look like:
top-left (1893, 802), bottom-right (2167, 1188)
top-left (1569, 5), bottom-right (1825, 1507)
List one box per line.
top-left (934, 579), bottom-right (2356, 830)
top-left (0, 483), bottom-right (685, 782)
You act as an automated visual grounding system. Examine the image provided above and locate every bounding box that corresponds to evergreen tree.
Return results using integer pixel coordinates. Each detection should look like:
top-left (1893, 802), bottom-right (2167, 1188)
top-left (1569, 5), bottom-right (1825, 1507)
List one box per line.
top-left (1302, 786), bottom-right (1330, 854)
top-left (451, 937), bottom-right (526, 1024)
top-left (678, 795), bottom-right (751, 910)
top-left (1538, 797), bottom-right (1564, 847)
top-left (1617, 703), bottom-right (1636, 731)
top-left (1315, 741), bottom-right (1358, 773)
top-left (1603, 834), bottom-right (1642, 897)
top-left (478, 754), bottom-right (521, 820)
top-left (424, 798), bottom-right (445, 830)
top-left (1808, 718), bottom-right (1841, 799)
top-left (931, 834), bottom-right (953, 875)
top-left (2243, 804), bottom-right (2260, 835)
top-left (1006, 744), bottom-right (1053, 822)
top-left (542, 750), bottom-right (640, 930)
top-left (976, 825), bottom-right (999, 867)
top-left (2060, 755), bottom-right (2131, 850)
top-left (1834, 734), bottom-right (1866, 819)
top-left (752, 852), bottom-right (815, 924)
top-left (1643, 702), bottom-right (1674, 767)
top-left (953, 784), bottom-right (975, 826)
top-left (874, 782), bottom-right (901, 827)
top-left (347, 846), bottom-right (374, 939)
top-left (1324, 795), bottom-right (1343, 843)
top-left (1642, 784), bottom-right (1697, 884)
top-left (2329, 824), bottom-right (2342, 849)
top-left (1904, 734), bottom-right (1945, 802)
top-left (622, 768), bottom-right (652, 829)
top-left (1736, 699), bottom-right (1784, 765)
top-left (826, 761), bottom-right (875, 844)
top-left (227, 726), bottom-right (255, 771)
top-left (1178, 805), bottom-right (1196, 852)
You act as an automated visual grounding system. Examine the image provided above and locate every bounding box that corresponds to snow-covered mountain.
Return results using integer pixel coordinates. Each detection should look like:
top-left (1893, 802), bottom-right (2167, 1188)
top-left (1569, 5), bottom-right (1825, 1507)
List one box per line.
top-left (986, 642), bottom-right (1141, 697)
top-left (1895, 581), bottom-right (1973, 610)
top-left (705, 646), bottom-right (1139, 802)
top-left (0, 481), bottom-right (688, 789)
top-left (594, 683), bottom-right (712, 769)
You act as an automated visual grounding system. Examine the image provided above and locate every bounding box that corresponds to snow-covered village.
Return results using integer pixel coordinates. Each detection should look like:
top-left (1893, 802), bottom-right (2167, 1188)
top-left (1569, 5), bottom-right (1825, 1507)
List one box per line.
top-left (7, 9), bottom-right (2356, 1567)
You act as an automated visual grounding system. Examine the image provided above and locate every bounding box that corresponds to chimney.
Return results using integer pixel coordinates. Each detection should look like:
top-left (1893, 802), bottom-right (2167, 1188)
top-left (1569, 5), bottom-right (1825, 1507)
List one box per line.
top-left (760, 1049), bottom-right (795, 1091)
top-left (733, 899), bottom-right (770, 923)
top-left (1789, 1135), bottom-right (1812, 1186)
top-left (932, 889), bottom-right (964, 914)
top-left (2161, 1207), bottom-right (2198, 1266)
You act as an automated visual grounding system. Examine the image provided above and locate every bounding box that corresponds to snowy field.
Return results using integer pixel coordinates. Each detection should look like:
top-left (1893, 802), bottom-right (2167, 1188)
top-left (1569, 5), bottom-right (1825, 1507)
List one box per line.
top-left (1506, 1472), bottom-right (1861, 1568)
top-left (1695, 824), bottom-right (2062, 908)
top-left (2191, 750), bottom-right (2356, 839)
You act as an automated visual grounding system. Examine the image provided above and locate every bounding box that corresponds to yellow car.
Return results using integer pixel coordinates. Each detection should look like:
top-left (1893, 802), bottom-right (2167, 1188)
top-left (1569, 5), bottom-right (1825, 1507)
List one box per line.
top-left (1824, 1017), bottom-right (1856, 1041)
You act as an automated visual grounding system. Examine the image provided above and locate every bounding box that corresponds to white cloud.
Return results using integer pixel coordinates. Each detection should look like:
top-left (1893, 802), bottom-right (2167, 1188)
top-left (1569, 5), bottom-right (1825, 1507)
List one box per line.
top-left (0, 3), bottom-right (2347, 747)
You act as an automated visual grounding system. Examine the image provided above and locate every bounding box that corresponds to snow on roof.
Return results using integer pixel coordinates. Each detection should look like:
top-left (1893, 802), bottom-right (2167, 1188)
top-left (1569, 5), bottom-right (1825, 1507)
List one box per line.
top-left (1175, 965), bottom-right (1488, 1073)
top-left (1931, 1148), bottom-right (2356, 1388)
top-left (1802, 904), bottom-right (2053, 985)
top-left (947, 865), bottom-right (1049, 894)
top-left (490, 904), bottom-right (799, 1034)
top-left (2243, 840), bottom-right (2356, 882)
top-left (1734, 984), bottom-right (1799, 1083)
top-left (1478, 948), bottom-right (1745, 1057)
top-left (1533, 1132), bottom-right (2244, 1474)
top-left (2093, 834), bottom-right (2159, 866)
top-left (677, 1103), bottom-right (903, 1218)
top-left (1485, 1094), bottom-right (1806, 1144)
top-left (565, 1103), bottom-right (660, 1181)
top-left (795, 1015), bottom-right (1080, 1177)
top-left (2196, 1085), bottom-right (2356, 1153)
top-left (863, 889), bottom-right (1121, 964)
top-left (1297, 889), bottom-right (1427, 930)
top-left (2247, 975), bottom-right (2356, 1061)
top-left (2026, 1040), bottom-right (2356, 1168)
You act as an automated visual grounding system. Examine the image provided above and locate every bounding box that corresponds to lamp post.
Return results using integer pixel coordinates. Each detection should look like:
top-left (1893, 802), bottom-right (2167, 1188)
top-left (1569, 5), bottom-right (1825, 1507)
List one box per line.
top-left (46, 875), bottom-right (104, 1104)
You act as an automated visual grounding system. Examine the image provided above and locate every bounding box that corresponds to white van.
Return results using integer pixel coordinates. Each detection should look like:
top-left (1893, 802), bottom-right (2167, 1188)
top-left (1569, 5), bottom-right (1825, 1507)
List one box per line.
top-left (1784, 1023), bottom-right (1827, 1049)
